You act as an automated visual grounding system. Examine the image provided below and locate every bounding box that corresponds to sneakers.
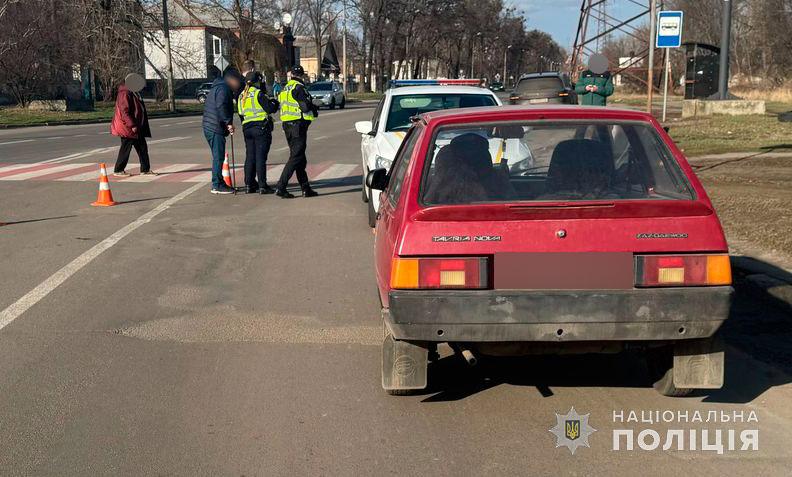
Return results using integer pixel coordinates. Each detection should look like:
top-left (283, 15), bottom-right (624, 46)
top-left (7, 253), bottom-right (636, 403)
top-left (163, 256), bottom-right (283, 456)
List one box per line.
top-left (211, 184), bottom-right (235, 195)
top-left (140, 170), bottom-right (158, 176)
top-left (113, 171), bottom-right (130, 177)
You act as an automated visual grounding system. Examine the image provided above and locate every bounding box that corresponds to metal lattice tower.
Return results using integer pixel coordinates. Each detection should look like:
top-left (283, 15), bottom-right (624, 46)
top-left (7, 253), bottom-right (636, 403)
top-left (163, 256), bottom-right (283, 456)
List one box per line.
top-left (570, 0), bottom-right (663, 76)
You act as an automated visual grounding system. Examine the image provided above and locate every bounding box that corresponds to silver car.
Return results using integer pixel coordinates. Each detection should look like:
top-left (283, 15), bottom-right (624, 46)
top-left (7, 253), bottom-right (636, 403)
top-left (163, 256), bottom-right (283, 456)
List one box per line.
top-left (308, 81), bottom-right (346, 109)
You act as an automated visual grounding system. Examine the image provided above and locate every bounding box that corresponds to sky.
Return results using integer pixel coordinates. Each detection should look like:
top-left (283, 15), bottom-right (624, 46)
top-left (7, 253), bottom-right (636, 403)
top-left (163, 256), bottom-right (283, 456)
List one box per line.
top-left (509, 0), bottom-right (648, 52)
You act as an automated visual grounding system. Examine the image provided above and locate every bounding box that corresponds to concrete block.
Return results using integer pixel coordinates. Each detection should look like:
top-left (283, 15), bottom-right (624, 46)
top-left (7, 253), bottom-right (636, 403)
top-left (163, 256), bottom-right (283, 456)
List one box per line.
top-left (682, 99), bottom-right (766, 118)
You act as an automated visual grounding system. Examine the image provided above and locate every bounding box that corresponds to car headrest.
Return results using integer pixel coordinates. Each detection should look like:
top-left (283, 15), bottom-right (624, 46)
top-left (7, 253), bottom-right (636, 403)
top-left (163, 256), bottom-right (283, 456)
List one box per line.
top-left (546, 139), bottom-right (613, 193)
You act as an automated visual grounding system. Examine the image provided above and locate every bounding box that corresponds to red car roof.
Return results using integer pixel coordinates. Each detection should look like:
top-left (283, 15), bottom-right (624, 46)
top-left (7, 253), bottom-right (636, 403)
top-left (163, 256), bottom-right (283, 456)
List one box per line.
top-left (420, 105), bottom-right (656, 125)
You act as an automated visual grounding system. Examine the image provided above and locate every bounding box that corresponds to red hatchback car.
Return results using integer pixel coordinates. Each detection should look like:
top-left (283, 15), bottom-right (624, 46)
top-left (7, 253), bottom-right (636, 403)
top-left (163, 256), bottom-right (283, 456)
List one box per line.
top-left (366, 105), bottom-right (732, 397)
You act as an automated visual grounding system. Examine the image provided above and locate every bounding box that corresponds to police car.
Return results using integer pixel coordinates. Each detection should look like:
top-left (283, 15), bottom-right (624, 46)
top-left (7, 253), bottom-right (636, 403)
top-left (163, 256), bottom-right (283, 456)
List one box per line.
top-left (355, 79), bottom-right (502, 227)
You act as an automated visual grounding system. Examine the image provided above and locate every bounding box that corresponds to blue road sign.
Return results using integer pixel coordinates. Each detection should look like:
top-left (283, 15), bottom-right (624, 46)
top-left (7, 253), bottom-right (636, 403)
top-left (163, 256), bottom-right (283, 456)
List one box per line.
top-left (656, 11), bottom-right (684, 48)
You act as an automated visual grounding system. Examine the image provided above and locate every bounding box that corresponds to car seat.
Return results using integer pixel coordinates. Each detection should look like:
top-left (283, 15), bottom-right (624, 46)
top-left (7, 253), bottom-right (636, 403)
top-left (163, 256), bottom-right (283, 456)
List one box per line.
top-left (541, 139), bottom-right (614, 199)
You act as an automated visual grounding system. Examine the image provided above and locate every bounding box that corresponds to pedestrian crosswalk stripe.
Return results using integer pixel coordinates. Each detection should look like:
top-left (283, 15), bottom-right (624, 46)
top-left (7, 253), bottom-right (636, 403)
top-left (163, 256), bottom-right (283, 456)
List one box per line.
top-left (0, 161), bottom-right (361, 184)
top-left (123, 163), bottom-right (197, 182)
top-left (3, 163), bottom-right (87, 181)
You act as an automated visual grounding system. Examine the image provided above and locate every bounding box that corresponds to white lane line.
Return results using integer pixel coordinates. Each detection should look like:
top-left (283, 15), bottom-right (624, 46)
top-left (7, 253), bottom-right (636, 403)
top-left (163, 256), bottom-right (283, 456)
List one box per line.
top-left (148, 136), bottom-right (189, 145)
top-left (267, 164), bottom-right (285, 179)
top-left (74, 134), bottom-right (87, 138)
top-left (3, 163), bottom-right (87, 180)
top-left (0, 164), bottom-right (38, 174)
top-left (313, 136), bottom-right (328, 141)
top-left (42, 148), bottom-right (115, 165)
top-left (174, 120), bottom-right (198, 125)
top-left (98, 132), bottom-right (111, 135)
top-left (0, 139), bottom-right (34, 146)
top-left (122, 163), bottom-right (198, 182)
top-left (45, 136), bottom-right (65, 140)
top-left (314, 164), bottom-right (357, 181)
top-left (160, 124), bottom-right (172, 127)
top-left (0, 182), bottom-right (204, 331)
top-left (273, 146), bottom-right (289, 152)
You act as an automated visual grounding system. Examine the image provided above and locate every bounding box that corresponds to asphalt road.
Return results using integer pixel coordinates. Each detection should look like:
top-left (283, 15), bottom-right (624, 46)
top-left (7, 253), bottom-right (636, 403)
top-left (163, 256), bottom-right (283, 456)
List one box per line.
top-left (1, 104), bottom-right (792, 475)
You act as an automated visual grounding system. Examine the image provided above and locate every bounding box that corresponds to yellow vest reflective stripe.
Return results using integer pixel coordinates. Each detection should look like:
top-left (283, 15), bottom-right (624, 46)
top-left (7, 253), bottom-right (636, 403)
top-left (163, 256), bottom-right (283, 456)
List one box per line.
top-left (237, 86), bottom-right (268, 125)
top-left (279, 80), bottom-right (315, 122)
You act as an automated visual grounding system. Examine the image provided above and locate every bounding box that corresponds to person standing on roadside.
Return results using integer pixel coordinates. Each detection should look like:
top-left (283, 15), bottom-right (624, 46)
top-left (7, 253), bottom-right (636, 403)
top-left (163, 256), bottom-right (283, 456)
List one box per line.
top-left (202, 68), bottom-right (243, 195)
top-left (238, 71), bottom-right (279, 194)
top-left (111, 73), bottom-right (155, 177)
top-left (272, 72), bottom-right (283, 97)
top-left (275, 65), bottom-right (319, 199)
top-left (575, 54), bottom-right (614, 107)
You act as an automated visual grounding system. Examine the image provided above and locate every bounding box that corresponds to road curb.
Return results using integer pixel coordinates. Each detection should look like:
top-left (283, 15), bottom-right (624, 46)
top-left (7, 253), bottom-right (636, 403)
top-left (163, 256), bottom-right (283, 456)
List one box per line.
top-left (0, 110), bottom-right (203, 130)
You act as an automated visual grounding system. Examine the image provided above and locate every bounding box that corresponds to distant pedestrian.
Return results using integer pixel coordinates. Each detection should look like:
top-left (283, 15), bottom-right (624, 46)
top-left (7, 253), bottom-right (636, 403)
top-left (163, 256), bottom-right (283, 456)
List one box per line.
top-left (238, 71), bottom-right (279, 194)
top-left (111, 73), bottom-right (155, 176)
top-left (575, 53), bottom-right (614, 107)
top-left (202, 68), bottom-right (243, 195)
top-left (272, 72), bottom-right (283, 97)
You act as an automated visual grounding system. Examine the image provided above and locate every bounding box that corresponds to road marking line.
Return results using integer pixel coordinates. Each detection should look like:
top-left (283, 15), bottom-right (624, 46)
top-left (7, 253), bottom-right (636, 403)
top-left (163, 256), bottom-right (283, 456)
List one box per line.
top-left (273, 146), bottom-right (289, 152)
top-left (122, 163), bottom-right (199, 182)
top-left (148, 136), bottom-right (189, 145)
top-left (314, 163), bottom-right (357, 181)
top-left (0, 182), bottom-right (204, 331)
top-left (0, 139), bottom-right (34, 146)
top-left (74, 134), bottom-right (87, 138)
top-left (42, 148), bottom-right (114, 164)
top-left (45, 136), bottom-right (64, 140)
top-left (99, 132), bottom-right (110, 135)
top-left (0, 164), bottom-right (37, 174)
top-left (3, 163), bottom-right (87, 180)
top-left (59, 164), bottom-right (140, 181)
top-left (313, 136), bottom-right (328, 141)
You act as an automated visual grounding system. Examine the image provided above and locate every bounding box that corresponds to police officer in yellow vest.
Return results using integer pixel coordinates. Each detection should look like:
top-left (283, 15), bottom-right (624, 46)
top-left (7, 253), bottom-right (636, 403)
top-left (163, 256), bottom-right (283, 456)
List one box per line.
top-left (275, 65), bottom-right (320, 198)
top-left (238, 71), bottom-right (280, 194)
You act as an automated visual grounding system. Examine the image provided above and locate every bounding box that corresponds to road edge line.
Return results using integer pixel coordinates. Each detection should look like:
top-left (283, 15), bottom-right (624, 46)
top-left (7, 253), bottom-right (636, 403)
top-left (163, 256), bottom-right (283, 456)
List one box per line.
top-left (0, 182), bottom-right (205, 331)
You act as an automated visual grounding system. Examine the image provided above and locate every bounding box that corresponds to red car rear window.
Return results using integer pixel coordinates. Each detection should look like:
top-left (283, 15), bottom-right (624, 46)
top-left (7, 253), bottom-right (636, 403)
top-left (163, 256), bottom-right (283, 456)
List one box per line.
top-left (421, 121), bottom-right (694, 205)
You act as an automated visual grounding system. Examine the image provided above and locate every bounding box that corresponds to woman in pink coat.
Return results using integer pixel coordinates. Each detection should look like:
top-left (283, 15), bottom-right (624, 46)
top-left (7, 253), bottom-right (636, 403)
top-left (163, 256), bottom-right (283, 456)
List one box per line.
top-left (110, 73), bottom-right (155, 176)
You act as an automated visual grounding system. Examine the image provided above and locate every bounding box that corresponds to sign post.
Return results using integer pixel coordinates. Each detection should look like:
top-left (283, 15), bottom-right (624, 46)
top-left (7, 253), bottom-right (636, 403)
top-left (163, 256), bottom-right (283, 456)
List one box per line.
top-left (656, 10), bottom-right (684, 122)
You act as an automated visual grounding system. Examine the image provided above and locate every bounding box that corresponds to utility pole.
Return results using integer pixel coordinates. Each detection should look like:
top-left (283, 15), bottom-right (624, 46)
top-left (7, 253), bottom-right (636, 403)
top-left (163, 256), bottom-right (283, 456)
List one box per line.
top-left (503, 45), bottom-right (512, 84)
top-left (161, 0), bottom-right (176, 112)
top-left (646, 0), bottom-right (656, 113)
top-left (342, 0), bottom-right (348, 91)
top-left (718, 0), bottom-right (733, 99)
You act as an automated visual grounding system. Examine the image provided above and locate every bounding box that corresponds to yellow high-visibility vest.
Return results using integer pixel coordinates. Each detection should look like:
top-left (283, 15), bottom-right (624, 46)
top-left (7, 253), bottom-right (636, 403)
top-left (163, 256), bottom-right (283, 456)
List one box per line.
top-left (279, 80), bottom-right (315, 122)
top-left (237, 85), bottom-right (268, 125)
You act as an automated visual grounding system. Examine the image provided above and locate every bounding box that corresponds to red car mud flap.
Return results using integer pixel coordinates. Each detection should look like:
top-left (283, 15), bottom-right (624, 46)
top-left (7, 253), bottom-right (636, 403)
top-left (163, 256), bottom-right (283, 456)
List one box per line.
top-left (673, 338), bottom-right (725, 389)
top-left (382, 335), bottom-right (428, 391)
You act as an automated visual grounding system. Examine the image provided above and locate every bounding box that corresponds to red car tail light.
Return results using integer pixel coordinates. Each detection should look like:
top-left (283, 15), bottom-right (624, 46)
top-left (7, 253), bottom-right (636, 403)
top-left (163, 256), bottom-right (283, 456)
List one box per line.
top-left (391, 257), bottom-right (488, 290)
top-left (636, 255), bottom-right (731, 287)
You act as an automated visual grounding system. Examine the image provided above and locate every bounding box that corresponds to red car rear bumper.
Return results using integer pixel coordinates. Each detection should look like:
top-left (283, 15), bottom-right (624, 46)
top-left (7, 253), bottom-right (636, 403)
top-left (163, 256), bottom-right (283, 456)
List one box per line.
top-left (386, 287), bottom-right (732, 342)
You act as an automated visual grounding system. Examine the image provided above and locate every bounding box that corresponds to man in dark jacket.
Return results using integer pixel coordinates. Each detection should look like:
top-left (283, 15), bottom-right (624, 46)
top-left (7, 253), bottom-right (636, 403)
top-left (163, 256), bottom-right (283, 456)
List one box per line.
top-left (112, 73), bottom-right (153, 176)
top-left (202, 68), bottom-right (243, 194)
top-left (275, 65), bottom-right (320, 198)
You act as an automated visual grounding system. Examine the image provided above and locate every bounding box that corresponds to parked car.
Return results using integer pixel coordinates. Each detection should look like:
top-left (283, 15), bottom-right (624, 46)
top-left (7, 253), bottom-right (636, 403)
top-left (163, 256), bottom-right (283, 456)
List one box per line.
top-left (308, 81), bottom-right (346, 109)
top-left (366, 105), bottom-right (731, 396)
top-left (509, 72), bottom-right (577, 105)
top-left (196, 82), bottom-right (213, 104)
top-left (355, 79), bottom-right (501, 227)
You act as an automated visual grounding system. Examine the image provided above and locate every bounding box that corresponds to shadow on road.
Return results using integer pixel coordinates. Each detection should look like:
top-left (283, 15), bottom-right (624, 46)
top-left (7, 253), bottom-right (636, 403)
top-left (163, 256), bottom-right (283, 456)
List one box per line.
top-left (0, 215), bottom-right (77, 226)
top-left (414, 255), bottom-right (792, 404)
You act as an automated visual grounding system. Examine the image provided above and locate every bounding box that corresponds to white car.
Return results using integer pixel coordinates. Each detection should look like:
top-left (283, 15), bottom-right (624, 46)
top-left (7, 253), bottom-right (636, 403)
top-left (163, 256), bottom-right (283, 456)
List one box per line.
top-left (355, 80), bottom-right (502, 226)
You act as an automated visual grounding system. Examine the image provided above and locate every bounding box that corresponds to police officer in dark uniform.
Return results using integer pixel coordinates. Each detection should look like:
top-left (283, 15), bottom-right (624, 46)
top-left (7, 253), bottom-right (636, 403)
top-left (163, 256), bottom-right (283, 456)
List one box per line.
top-left (238, 71), bottom-right (280, 194)
top-left (275, 65), bottom-right (319, 199)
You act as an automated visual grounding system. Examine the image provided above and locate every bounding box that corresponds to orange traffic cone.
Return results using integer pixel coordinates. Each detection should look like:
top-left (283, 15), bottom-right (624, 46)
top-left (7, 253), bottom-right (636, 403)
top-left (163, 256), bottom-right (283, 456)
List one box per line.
top-left (222, 153), bottom-right (232, 187)
top-left (91, 163), bottom-right (117, 207)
